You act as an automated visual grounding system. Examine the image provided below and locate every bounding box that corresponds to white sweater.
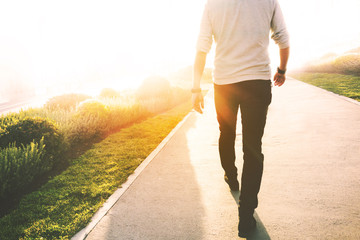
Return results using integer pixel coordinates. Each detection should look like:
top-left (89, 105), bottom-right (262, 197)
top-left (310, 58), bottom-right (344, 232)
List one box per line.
top-left (197, 0), bottom-right (290, 84)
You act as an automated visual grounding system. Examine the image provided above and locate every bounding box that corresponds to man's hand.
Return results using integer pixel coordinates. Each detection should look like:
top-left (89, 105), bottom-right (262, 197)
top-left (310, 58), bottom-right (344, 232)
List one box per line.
top-left (273, 72), bottom-right (286, 87)
top-left (192, 51), bottom-right (207, 113)
top-left (192, 92), bottom-right (204, 114)
top-left (274, 47), bottom-right (289, 87)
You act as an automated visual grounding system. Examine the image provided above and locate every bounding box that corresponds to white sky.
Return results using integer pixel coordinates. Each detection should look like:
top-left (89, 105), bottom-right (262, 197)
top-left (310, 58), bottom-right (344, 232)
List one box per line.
top-left (0, 0), bottom-right (359, 96)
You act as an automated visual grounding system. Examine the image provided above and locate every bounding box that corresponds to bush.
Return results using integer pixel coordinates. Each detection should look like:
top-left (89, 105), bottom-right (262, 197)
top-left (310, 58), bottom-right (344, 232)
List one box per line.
top-left (76, 100), bottom-right (109, 117)
top-left (0, 99), bottom-right (193, 240)
top-left (302, 52), bottom-right (360, 76)
top-left (0, 117), bottom-right (65, 161)
top-left (0, 113), bottom-right (22, 127)
top-left (45, 93), bottom-right (91, 111)
top-left (18, 107), bottom-right (75, 130)
top-left (305, 62), bottom-right (338, 74)
top-left (107, 103), bottom-right (149, 132)
top-left (64, 100), bottom-right (110, 145)
top-left (333, 54), bottom-right (360, 75)
top-left (0, 138), bottom-right (46, 200)
top-left (99, 88), bottom-right (121, 99)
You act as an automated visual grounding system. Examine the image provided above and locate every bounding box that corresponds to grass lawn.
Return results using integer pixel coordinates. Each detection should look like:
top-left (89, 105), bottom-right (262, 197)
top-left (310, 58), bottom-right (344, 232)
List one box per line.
top-left (0, 100), bottom-right (192, 240)
top-left (290, 72), bottom-right (360, 102)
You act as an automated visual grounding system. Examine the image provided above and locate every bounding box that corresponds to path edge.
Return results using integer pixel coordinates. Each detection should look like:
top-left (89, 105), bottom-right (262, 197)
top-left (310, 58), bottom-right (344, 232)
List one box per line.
top-left (71, 108), bottom-right (196, 240)
top-left (288, 77), bottom-right (360, 107)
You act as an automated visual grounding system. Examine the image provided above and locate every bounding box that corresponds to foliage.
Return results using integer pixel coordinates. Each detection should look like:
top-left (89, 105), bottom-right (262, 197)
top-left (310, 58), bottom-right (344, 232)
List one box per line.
top-left (59, 83), bottom-right (190, 145)
top-left (63, 100), bottom-right (110, 145)
top-left (0, 117), bottom-right (65, 160)
top-left (0, 139), bottom-right (46, 200)
top-left (332, 54), bottom-right (360, 75)
top-left (291, 73), bottom-right (360, 101)
top-left (45, 93), bottom-right (91, 111)
top-left (0, 80), bottom-right (191, 231)
top-left (76, 100), bottom-right (109, 118)
top-left (17, 86), bottom-right (190, 148)
top-left (0, 112), bottom-right (22, 126)
top-left (0, 116), bottom-right (65, 206)
top-left (107, 103), bottom-right (148, 132)
top-left (301, 52), bottom-right (360, 76)
top-left (0, 100), bottom-right (192, 240)
top-left (18, 107), bottom-right (75, 131)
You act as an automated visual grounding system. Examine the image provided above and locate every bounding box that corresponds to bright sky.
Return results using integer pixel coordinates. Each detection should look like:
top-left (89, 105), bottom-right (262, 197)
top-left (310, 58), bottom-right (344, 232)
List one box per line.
top-left (0, 0), bottom-right (359, 97)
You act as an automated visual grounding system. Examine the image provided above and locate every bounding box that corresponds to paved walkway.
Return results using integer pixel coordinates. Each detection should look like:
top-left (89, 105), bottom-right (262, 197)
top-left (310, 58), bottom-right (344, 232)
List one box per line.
top-left (80, 78), bottom-right (360, 239)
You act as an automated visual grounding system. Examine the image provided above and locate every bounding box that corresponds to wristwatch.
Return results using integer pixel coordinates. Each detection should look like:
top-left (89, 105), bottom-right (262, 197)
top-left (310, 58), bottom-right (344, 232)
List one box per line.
top-left (277, 67), bottom-right (286, 75)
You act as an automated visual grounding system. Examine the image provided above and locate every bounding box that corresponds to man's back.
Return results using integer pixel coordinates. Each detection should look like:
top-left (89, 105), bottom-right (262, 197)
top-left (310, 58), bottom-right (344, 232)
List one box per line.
top-left (192, 0), bottom-right (289, 237)
top-left (197, 0), bottom-right (289, 84)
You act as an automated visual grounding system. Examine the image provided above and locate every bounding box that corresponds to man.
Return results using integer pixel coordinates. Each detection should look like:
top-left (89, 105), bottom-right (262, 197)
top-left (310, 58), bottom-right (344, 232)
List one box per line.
top-left (192, 0), bottom-right (289, 237)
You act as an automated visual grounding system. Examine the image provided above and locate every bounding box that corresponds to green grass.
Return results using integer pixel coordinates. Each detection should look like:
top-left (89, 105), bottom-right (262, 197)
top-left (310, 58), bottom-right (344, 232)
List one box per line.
top-left (0, 87), bottom-right (190, 214)
top-left (0, 100), bottom-right (192, 240)
top-left (291, 72), bottom-right (360, 101)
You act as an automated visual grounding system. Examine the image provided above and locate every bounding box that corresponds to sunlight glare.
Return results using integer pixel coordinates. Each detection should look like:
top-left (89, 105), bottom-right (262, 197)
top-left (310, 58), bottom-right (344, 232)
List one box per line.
top-left (0, 0), bottom-right (359, 100)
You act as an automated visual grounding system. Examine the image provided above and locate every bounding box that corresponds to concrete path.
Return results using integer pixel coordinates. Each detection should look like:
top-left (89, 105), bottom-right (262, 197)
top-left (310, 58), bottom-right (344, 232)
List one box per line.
top-left (82, 78), bottom-right (360, 240)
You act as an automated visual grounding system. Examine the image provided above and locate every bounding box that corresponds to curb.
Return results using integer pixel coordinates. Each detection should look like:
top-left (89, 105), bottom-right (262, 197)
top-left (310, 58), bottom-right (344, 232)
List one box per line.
top-left (71, 107), bottom-right (195, 240)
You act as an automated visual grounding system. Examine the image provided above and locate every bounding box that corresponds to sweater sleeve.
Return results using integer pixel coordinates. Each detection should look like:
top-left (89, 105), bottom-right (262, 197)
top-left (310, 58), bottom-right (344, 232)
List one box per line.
top-left (271, 0), bottom-right (290, 49)
top-left (196, 3), bottom-right (213, 53)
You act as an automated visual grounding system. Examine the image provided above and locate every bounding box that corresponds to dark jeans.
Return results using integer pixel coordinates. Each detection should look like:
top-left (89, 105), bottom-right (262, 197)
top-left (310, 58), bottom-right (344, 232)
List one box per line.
top-left (214, 80), bottom-right (272, 213)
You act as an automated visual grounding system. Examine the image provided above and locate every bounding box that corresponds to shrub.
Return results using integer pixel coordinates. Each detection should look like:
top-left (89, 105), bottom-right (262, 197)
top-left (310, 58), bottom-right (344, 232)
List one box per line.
top-left (18, 107), bottom-right (75, 130)
top-left (333, 54), bottom-right (360, 75)
top-left (99, 88), bottom-right (121, 99)
top-left (0, 138), bottom-right (46, 200)
top-left (0, 98), bottom-right (193, 240)
top-left (0, 117), bottom-right (65, 162)
top-left (64, 100), bottom-right (110, 145)
top-left (0, 113), bottom-right (22, 127)
top-left (305, 62), bottom-right (337, 74)
top-left (76, 100), bottom-right (109, 117)
top-left (302, 52), bottom-right (360, 76)
top-left (107, 103), bottom-right (149, 132)
top-left (45, 93), bottom-right (91, 111)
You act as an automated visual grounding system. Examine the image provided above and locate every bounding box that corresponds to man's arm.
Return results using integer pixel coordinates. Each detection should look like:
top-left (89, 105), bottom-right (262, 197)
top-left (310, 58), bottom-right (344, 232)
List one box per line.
top-left (271, 0), bottom-right (290, 87)
top-left (273, 47), bottom-right (289, 87)
top-left (192, 51), bottom-right (207, 113)
top-left (193, 51), bottom-right (207, 89)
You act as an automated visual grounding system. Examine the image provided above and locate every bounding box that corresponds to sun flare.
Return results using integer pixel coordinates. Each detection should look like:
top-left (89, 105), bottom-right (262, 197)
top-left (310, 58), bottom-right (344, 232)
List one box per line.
top-left (0, 0), bottom-right (359, 99)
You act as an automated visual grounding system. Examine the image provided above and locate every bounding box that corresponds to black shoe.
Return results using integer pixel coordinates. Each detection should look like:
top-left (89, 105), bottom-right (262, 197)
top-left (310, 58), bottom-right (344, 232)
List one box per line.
top-left (238, 215), bottom-right (256, 238)
top-left (224, 174), bottom-right (239, 191)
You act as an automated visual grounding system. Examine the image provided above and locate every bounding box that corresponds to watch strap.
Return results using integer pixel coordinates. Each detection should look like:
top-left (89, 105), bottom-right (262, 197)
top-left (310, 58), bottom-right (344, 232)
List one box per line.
top-left (277, 67), bottom-right (286, 75)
